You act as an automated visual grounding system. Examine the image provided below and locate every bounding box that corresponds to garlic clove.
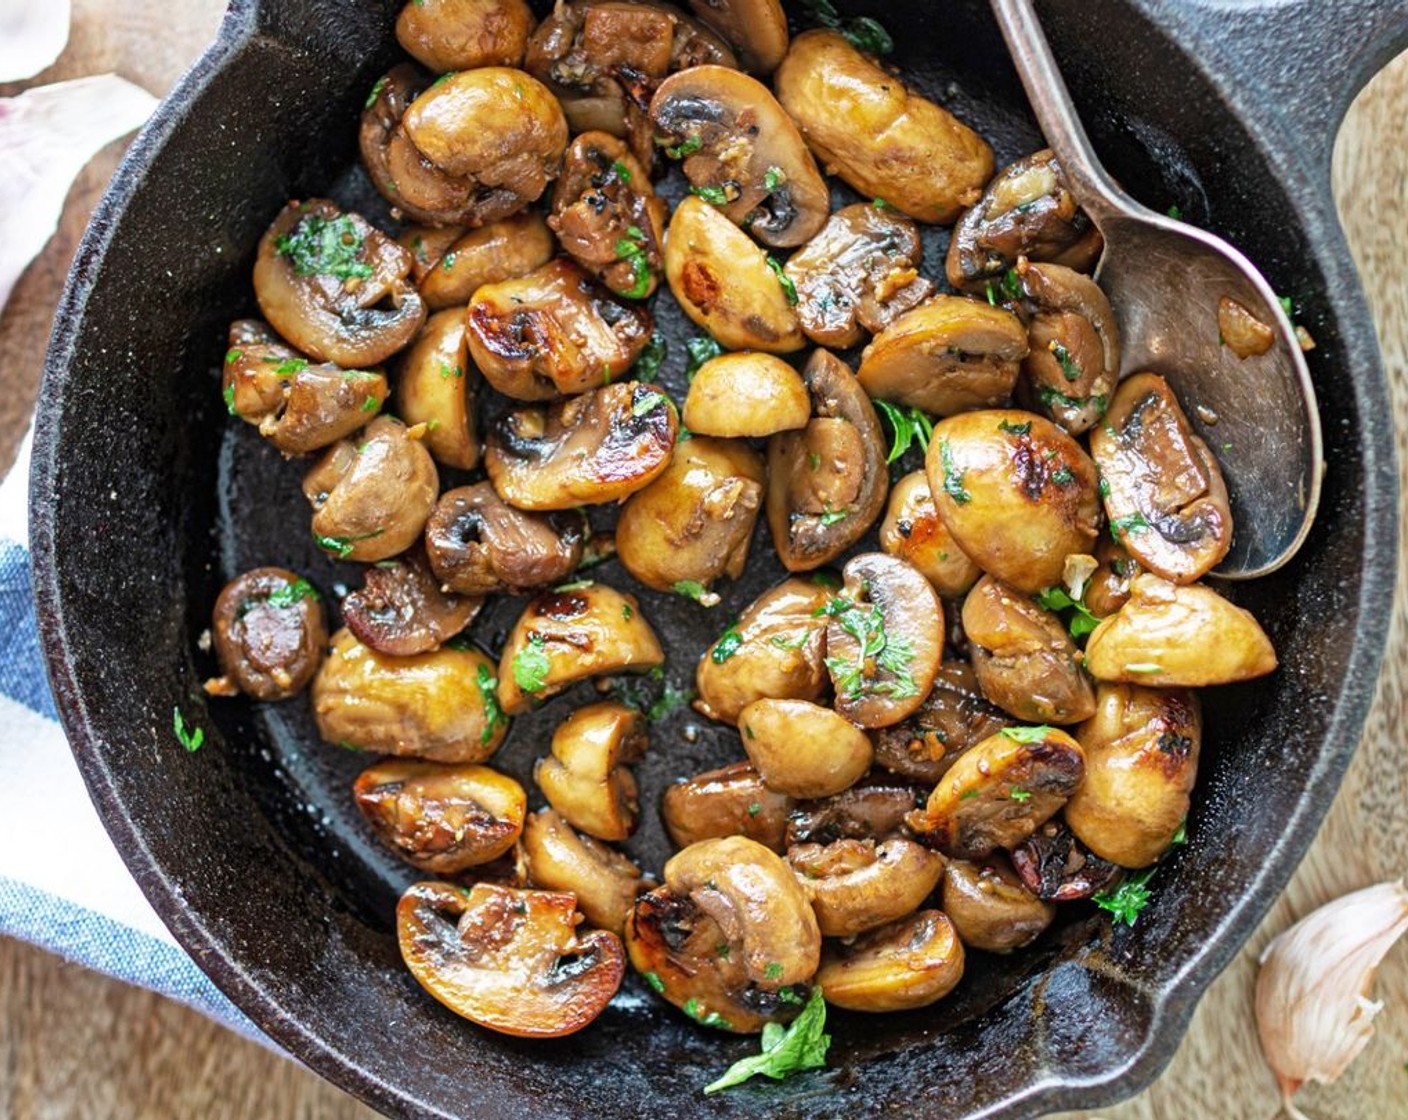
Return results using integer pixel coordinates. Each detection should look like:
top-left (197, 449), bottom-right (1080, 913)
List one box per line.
top-left (1255, 879), bottom-right (1408, 1120)
top-left (0, 0), bottom-right (72, 82)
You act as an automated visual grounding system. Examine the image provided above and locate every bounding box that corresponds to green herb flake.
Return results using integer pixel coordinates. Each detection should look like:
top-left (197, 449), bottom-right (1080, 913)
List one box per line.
top-left (223, 383), bottom-right (238, 417)
top-left (818, 507), bottom-right (848, 526)
top-left (1093, 867), bottom-right (1157, 926)
top-left (314, 528), bottom-right (384, 558)
top-left (766, 256), bottom-right (799, 305)
top-left (747, 801), bottom-right (762, 816)
top-left (703, 986), bottom-right (831, 1094)
top-left (665, 134), bottom-right (703, 159)
top-left (985, 280), bottom-right (998, 306)
top-left (1125, 662), bottom-right (1163, 674)
top-left (615, 237), bottom-right (653, 299)
top-left (512, 634), bottom-right (551, 694)
top-left (685, 334), bottom-right (723, 380)
top-left (764, 962), bottom-right (784, 981)
top-left (430, 70), bottom-right (458, 89)
top-left (644, 970), bottom-right (666, 993)
top-left (476, 663), bottom-right (507, 746)
top-left (1000, 725), bottom-right (1055, 744)
top-left (1097, 475), bottom-right (1111, 498)
top-left (1009, 787), bottom-right (1033, 803)
top-left (998, 419), bottom-right (1031, 436)
top-left (822, 599), bottom-right (918, 702)
top-left (1171, 819), bottom-right (1188, 846)
top-left (938, 441), bottom-right (971, 504)
top-left (630, 333), bottom-right (667, 382)
top-left (763, 165), bottom-right (785, 192)
top-left (265, 578), bottom-right (320, 609)
top-left (874, 400), bottom-right (934, 464)
top-left (1166, 204), bottom-right (1183, 220)
top-left (172, 706), bottom-right (204, 753)
top-left (611, 159), bottom-right (633, 182)
top-left (872, 197), bottom-right (890, 209)
top-left (632, 390), bottom-right (667, 417)
top-left (364, 76), bottom-right (389, 109)
top-left (1050, 465), bottom-right (1075, 486)
top-left (1111, 512), bottom-right (1152, 539)
top-left (1034, 586), bottom-right (1101, 641)
top-left (1279, 295), bottom-right (1294, 317)
top-left (224, 348), bottom-right (242, 365)
top-left (712, 624), bottom-right (744, 664)
top-left (440, 361), bottom-right (463, 380)
top-left (274, 213), bottom-right (374, 282)
top-left (1050, 341), bottom-right (1083, 382)
top-left (360, 396), bottom-right (378, 412)
top-left (691, 183), bottom-right (730, 206)
top-left (958, 789), bottom-right (979, 801)
top-left (1000, 267), bottom-right (1022, 301)
top-left (622, 603), bottom-right (634, 621)
top-left (807, 453), bottom-right (822, 471)
top-left (674, 580), bottom-right (717, 606)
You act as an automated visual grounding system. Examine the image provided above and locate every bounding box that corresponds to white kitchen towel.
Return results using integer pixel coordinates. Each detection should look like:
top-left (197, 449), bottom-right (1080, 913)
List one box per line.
top-left (0, 431), bottom-right (271, 1046)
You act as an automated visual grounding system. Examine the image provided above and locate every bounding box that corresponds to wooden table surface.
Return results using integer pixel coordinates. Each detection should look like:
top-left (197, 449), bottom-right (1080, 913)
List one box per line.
top-left (1, 4), bottom-right (1404, 1118)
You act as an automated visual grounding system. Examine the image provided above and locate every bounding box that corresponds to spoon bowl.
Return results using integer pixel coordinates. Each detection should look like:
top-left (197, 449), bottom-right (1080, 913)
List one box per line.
top-left (992, 0), bottom-right (1323, 578)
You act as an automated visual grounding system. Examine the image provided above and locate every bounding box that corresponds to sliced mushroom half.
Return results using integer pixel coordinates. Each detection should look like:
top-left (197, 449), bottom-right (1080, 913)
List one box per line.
top-left (1089, 372), bottom-right (1234, 583)
top-left (303, 416), bottom-right (439, 563)
top-left (254, 199), bottom-right (426, 368)
top-left (522, 809), bottom-right (651, 935)
top-left (857, 295), bottom-right (1029, 418)
top-left (341, 546), bottom-right (481, 656)
top-left (946, 149), bottom-right (1103, 292)
top-left (650, 65), bottom-right (828, 247)
top-left (682, 352), bottom-right (810, 439)
top-left (789, 836), bottom-right (946, 938)
top-left (661, 762), bottom-right (795, 853)
top-left (497, 582), bottom-right (664, 714)
top-left (616, 436), bottom-right (765, 594)
top-left (817, 909), bottom-right (965, 1013)
top-left (402, 211), bottom-right (556, 311)
top-left (204, 568), bottom-right (326, 701)
top-left (535, 701), bottom-right (648, 842)
top-left (395, 307), bottom-right (482, 471)
top-left (398, 881), bottom-right (625, 1038)
top-left (784, 778), bottom-right (925, 848)
top-left (739, 698), bottom-right (873, 799)
top-left (424, 483), bottom-right (586, 596)
top-left (467, 258), bottom-right (655, 400)
top-left (941, 857), bottom-right (1054, 953)
top-left (767, 349), bottom-right (888, 570)
top-left (485, 381), bottom-right (678, 510)
top-left (354, 759), bottom-right (527, 873)
top-left (823, 553), bottom-right (944, 729)
top-left (785, 204), bottom-right (935, 349)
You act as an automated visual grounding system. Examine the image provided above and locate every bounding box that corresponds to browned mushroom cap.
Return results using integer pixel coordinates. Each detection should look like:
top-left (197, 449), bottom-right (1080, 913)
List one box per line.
top-left (767, 350), bottom-right (888, 570)
top-left (871, 660), bottom-right (1014, 783)
top-left (681, 352), bottom-right (810, 438)
top-left (254, 199), bottom-right (426, 368)
top-left (314, 629), bottom-right (508, 761)
top-left (549, 132), bottom-right (668, 299)
top-left (817, 909), bottom-right (965, 1013)
top-left (522, 809), bottom-right (652, 935)
top-left (1009, 819), bottom-right (1123, 901)
top-left (1083, 574), bottom-right (1276, 686)
top-left (1012, 260), bottom-right (1120, 435)
top-left (739, 698), bottom-right (874, 799)
top-left (664, 196), bottom-right (804, 353)
top-left (824, 554), bottom-right (944, 729)
top-left (223, 321), bottom-right (390, 455)
top-left (694, 575), bottom-right (832, 725)
top-left (1084, 536), bottom-right (1140, 618)
top-left (857, 295), bottom-right (1029, 417)
top-left (1066, 683), bottom-right (1200, 868)
top-left (785, 204), bottom-right (935, 350)
top-left (524, 0), bottom-right (737, 170)
top-left (467, 259), bottom-right (655, 400)
top-left (661, 762), bottom-right (794, 852)
top-left (789, 837), bottom-right (945, 938)
top-left (204, 568), bottom-right (326, 701)
top-left (774, 30), bottom-right (993, 225)
top-left (1089, 373), bottom-right (1233, 583)
top-left (402, 212), bottom-right (556, 311)
top-left (535, 701), bottom-right (648, 842)
top-left (303, 416), bottom-right (439, 563)
top-left (341, 547), bottom-right (481, 656)
top-left (946, 149), bottom-right (1103, 291)
top-left (650, 65), bottom-right (828, 248)
top-left (425, 482), bottom-right (586, 596)
top-left (961, 575), bottom-right (1096, 726)
top-left (354, 759), bottom-right (526, 873)
top-left (398, 881), bottom-right (625, 1038)
top-left (615, 437), bottom-right (765, 595)
top-left (784, 777), bottom-right (925, 847)
top-left (879, 471), bottom-right (982, 600)
top-left (497, 582), bottom-right (664, 714)
top-left (926, 409), bottom-right (1101, 594)
top-left (684, 0), bottom-right (787, 73)
top-left (485, 381), bottom-right (678, 510)
top-left (395, 308), bottom-right (481, 471)
top-left (362, 65), bottom-right (568, 227)
top-left (906, 725), bottom-right (1085, 859)
top-left (395, 0), bottom-right (536, 72)
top-left (941, 857), bottom-right (1054, 953)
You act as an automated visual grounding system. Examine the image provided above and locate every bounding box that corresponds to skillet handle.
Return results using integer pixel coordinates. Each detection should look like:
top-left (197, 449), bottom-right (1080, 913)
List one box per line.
top-left (1157, 0), bottom-right (1408, 176)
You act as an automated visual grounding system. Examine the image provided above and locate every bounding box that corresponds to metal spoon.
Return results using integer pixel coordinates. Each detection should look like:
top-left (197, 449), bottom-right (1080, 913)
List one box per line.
top-left (989, 0), bottom-right (1323, 578)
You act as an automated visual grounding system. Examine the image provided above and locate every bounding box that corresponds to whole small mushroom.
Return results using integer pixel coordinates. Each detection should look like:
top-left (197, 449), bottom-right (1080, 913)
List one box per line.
top-left (394, 307), bottom-right (482, 471)
top-left (395, 0), bottom-right (536, 72)
top-left (204, 568), bottom-right (326, 701)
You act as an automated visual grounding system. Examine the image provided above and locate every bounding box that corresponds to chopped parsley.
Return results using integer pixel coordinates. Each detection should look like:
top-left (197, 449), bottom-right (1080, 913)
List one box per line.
top-left (611, 159), bottom-right (632, 182)
top-left (999, 267), bottom-right (1022, 301)
top-left (1093, 867), bottom-right (1157, 926)
top-left (938, 440), bottom-right (971, 504)
top-left (685, 334), bottom-right (723, 379)
top-left (615, 237), bottom-right (653, 299)
top-left (998, 419), bottom-right (1031, 436)
top-left (703, 986), bottom-right (831, 1094)
top-left (763, 166), bottom-right (785, 192)
top-left (712, 624), bottom-right (744, 664)
top-left (440, 361), bottom-right (463, 380)
top-left (476, 663), bottom-right (507, 746)
top-left (172, 706), bottom-right (204, 753)
top-left (1008, 787), bottom-right (1033, 803)
top-left (364, 76), bottom-right (388, 109)
top-left (1039, 385), bottom-right (1107, 415)
top-left (1110, 512), bottom-right (1152, 539)
top-left (553, 579), bottom-right (594, 592)
top-left (1050, 342), bottom-right (1083, 381)
top-left (665, 134), bottom-right (702, 159)
top-left (272, 357), bottom-right (309, 377)
top-left (1000, 725), bottom-right (1054, 744)
top-left (630, 333), bottom-right (667, 382)
top-left (766, 256), bottom-right (798, 305)
top-left (512, 635), bottom-right (551, 693)
top-left (632, 390), bottom-right (667, 417)
top-left (764, 962), bottom-right (784, 981)
top-left (222, 383), bottom-right (238, 416)
top-left (1050, 465), bottom-right (1075, 486)
top-left (822, 598), bottom-right (918, 701)
top-left (747, 802), bottom-right (762, 816)
top-left (265, 578), bottom-right (320, 609)
top-left (314, 529), bottom-right (383, 558)
top-left (643, 970), bottom-right (666, 993)
top-left (674, 580), bottom-right (718, 606)
top-left (1035, 586), bottom-right (1101, 640)
top-left (873, 197), bottom-right (890, 209)
top-left (874, 400), bottom-right (933, 464)
top-left (274, 214), bottom-right (374, 281)
top-left (818, 507), bottom-right (848, 526)
top-left (1166, 204), bottom-right (1183, 220)
top-left (691, 184), bottom-right (730, 206)
top-left (224, 348), bottom-right (242, 365)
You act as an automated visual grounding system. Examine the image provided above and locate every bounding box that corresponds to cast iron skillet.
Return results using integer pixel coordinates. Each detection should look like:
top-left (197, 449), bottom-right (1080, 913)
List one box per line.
top-left (29, 1), bottom-right (1408, 1116)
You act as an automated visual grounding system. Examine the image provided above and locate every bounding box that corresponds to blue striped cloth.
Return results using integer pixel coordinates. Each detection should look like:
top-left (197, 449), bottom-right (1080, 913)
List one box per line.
top-left (0, 434), bottom-right (272, 1047)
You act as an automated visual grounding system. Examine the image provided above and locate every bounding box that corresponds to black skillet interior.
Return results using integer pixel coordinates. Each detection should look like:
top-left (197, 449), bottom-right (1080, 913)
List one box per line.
top-left (30, 1), bottom-right (1401, 1117)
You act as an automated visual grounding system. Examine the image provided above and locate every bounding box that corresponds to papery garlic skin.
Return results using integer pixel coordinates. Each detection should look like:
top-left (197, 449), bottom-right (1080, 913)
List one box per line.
top-left (0, 74), bottom-right (156, 312)
top-left (0, 0), bottom-right (72, 82)
top-left (1255, 879), bottom-right (1408, 1120)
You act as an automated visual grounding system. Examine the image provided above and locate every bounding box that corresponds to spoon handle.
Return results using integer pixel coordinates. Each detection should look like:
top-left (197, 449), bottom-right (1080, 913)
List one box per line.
top-left (988, 0), bottom-right (1130, 223)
